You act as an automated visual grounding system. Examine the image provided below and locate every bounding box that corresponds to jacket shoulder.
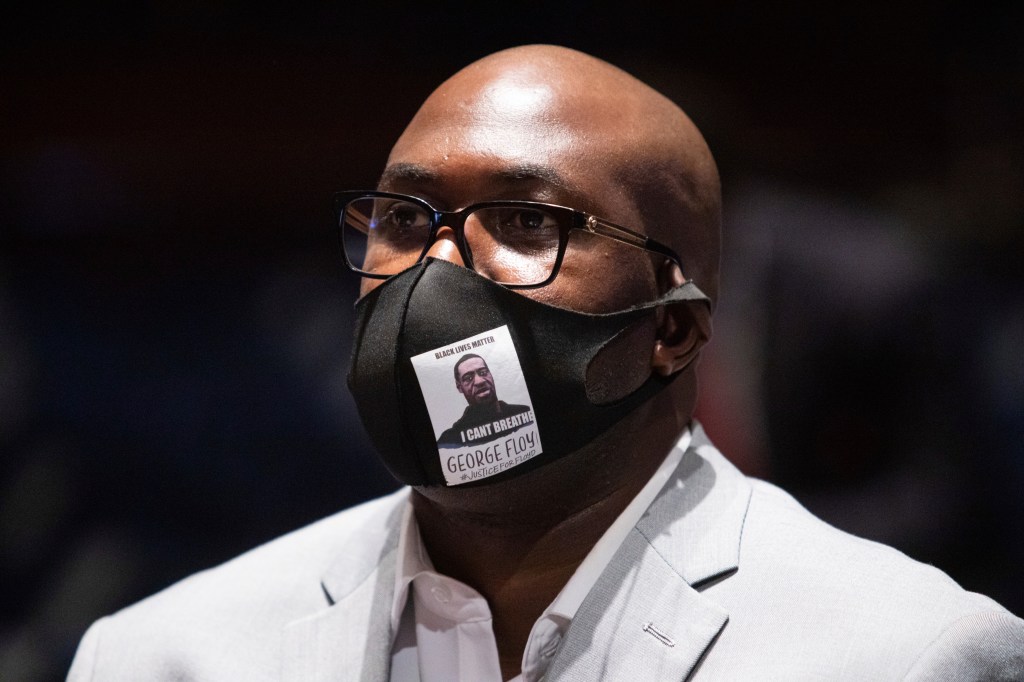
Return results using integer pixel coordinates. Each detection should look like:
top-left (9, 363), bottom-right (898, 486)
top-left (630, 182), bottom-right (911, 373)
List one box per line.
top-left (67, 488), bottom-right (408, 681)
top-left (700, 477), bottom-right (1024, 679)
top-left (902, 610), bottom-right (1024, 680)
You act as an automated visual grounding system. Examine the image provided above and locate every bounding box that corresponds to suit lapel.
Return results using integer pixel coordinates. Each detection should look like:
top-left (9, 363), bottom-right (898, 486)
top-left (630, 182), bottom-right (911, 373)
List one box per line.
top-left (548, 425), bottom-right (752, 681)
top-left (282, 493), bottom-right (407, 682)
top-left (546, 529), bottom-right (729, 681)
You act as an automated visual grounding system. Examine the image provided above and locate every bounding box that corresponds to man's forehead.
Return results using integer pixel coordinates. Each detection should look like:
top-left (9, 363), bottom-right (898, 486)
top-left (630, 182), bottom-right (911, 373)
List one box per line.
top-left (458, 358), bottom-right (487, 372)
top-left (384, 99), bottom-right (634, 215)
top-left (387, 115), bottom-right (585, 179)
top-left (388, 71), bottom-right (629, 176)
top-left (474, 76), bottom-right (559, 119)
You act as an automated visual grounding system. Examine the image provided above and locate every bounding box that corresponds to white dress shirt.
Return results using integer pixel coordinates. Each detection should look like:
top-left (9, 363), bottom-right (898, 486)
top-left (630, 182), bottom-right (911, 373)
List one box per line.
top-left (389, 430), bottom-right (691, 682)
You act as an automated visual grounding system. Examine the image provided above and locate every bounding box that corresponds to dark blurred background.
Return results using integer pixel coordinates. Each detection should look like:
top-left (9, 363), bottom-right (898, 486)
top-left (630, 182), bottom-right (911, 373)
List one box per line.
top-left (2, 2), bottom-right (1022, 679)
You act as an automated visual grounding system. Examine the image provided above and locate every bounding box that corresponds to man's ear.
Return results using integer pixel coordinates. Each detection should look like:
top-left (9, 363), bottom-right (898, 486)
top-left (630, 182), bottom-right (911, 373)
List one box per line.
top-left (651, 261), bottom-right (712, 377)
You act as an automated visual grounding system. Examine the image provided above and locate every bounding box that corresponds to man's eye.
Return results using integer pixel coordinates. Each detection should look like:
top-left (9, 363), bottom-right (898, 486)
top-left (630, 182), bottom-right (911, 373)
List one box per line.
top-left (383, 203), bottom-right (430, 230)
top-left (514, 209), bottom-right (557, 231)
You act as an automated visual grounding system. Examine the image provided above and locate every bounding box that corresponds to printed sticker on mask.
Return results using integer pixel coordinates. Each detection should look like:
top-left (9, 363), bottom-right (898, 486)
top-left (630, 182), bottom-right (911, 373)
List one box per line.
top-left (409, 325), bottom-right (543, 486)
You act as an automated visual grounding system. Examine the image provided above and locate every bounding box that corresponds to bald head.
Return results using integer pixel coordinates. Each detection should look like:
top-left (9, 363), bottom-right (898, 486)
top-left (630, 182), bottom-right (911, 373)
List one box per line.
top-left (387, 45), bottom-right (721, 305)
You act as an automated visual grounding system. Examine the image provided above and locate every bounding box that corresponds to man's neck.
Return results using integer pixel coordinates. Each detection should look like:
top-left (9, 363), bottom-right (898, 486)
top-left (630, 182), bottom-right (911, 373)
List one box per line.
top-left (409, 393), bottom-right (687, 678)
top-left (412, 480), bottom-right (641, 679)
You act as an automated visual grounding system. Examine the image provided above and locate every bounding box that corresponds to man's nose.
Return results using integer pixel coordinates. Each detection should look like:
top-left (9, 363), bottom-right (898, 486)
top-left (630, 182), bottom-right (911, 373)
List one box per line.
top-left (424, 225), bottom-right (466, 266)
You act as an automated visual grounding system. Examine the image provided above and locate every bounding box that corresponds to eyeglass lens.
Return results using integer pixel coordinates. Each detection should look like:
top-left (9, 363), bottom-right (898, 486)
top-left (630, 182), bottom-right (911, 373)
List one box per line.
top-left (341, 196), bottom-right (563, 286)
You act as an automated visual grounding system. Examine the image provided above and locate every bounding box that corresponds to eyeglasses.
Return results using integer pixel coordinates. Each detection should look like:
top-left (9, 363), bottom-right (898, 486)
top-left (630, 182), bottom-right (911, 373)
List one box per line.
top-left (334, 190), bottom-right (683, 288)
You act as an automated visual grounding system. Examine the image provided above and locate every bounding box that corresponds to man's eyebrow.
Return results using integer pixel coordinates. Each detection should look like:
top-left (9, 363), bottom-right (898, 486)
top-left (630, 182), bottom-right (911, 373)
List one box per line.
top-left (495, 163), bottom-right (569, 188)
top-left (378, 162), bottom-right (571, 191)
top-left (378, 163), bottom-right (440, 187)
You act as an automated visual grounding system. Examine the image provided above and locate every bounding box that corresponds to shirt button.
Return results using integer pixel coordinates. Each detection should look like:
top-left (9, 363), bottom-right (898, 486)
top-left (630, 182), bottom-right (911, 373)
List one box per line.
top-left (430, 584), bottom-right (451, 604)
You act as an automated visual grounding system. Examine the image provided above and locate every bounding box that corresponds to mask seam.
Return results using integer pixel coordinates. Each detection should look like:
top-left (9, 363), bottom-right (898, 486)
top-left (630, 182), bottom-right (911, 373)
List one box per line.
top-left (393, 262), bottom-right (434, 485)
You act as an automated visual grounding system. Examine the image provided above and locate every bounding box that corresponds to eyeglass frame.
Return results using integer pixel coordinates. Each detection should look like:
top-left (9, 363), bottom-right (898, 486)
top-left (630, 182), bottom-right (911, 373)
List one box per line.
top-left (333, 190), bottom-right (684, 289)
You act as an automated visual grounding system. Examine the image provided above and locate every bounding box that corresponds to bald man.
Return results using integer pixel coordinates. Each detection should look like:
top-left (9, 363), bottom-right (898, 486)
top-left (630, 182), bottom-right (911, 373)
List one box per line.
top-left (69, 46), bottom-right (1023, 681)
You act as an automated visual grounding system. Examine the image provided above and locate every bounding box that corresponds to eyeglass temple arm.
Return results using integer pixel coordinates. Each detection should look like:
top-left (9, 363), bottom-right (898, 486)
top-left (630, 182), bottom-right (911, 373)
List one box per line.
top-left (585, 216), bottom-right (685, 273)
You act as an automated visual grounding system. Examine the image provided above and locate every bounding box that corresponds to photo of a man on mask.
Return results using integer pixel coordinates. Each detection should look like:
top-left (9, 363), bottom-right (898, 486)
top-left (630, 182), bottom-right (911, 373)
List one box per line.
top-left (436, 353), bottom-right (531, 448)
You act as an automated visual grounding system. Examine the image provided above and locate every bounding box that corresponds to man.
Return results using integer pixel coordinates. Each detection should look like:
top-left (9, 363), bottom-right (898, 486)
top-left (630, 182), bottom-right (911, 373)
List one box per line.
top-left (69, 45), bottom-right (1023, 681)
top-left (436, 353), bottom-right (532, 448)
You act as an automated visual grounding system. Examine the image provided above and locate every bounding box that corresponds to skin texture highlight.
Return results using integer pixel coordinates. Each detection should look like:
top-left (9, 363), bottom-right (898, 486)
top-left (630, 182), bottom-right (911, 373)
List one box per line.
top-left (367, 45), bottom-right (721, 679)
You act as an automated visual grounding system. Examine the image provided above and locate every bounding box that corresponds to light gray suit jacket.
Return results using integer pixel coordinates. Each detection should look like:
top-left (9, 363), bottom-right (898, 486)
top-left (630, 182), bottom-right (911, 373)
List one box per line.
top-left (68, 426), bottom-right (1024, 680)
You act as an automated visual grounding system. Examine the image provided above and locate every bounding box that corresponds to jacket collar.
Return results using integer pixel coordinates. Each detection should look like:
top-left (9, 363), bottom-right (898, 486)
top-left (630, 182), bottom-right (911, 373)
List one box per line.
top-left (546, 423), bottom-right (752, 681)
top-left (282, 489), bottom-right (407, 682)
top-left (637, 423), bottom-right (752, 587)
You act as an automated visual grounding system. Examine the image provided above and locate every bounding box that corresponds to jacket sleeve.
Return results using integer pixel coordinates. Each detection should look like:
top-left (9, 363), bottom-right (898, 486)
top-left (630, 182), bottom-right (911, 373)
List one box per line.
top-left (66, 618), bottom-right (105, 682)
top-left (903, 610), bottom-right (1024, 681)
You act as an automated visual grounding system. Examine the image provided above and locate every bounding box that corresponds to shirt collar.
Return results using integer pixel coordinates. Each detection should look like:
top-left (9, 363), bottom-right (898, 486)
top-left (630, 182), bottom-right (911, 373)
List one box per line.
top-left (390, 501), bottom-right (432, 635)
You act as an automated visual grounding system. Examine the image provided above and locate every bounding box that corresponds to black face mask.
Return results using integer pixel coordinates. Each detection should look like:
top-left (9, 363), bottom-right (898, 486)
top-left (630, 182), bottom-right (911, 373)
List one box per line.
top-left (347, 258), bottom-right (710, 487)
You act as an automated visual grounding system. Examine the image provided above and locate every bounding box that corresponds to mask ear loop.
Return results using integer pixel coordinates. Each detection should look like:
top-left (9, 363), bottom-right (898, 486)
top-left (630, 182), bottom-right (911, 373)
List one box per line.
top-left (591, 279), bottom-right (711, 316)
top-left (585, 313), bottom-right (660, 404)
top-left (652, 279), bottom-right (713, 378)
top-left (583, 281), bottom-right (711, 404)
